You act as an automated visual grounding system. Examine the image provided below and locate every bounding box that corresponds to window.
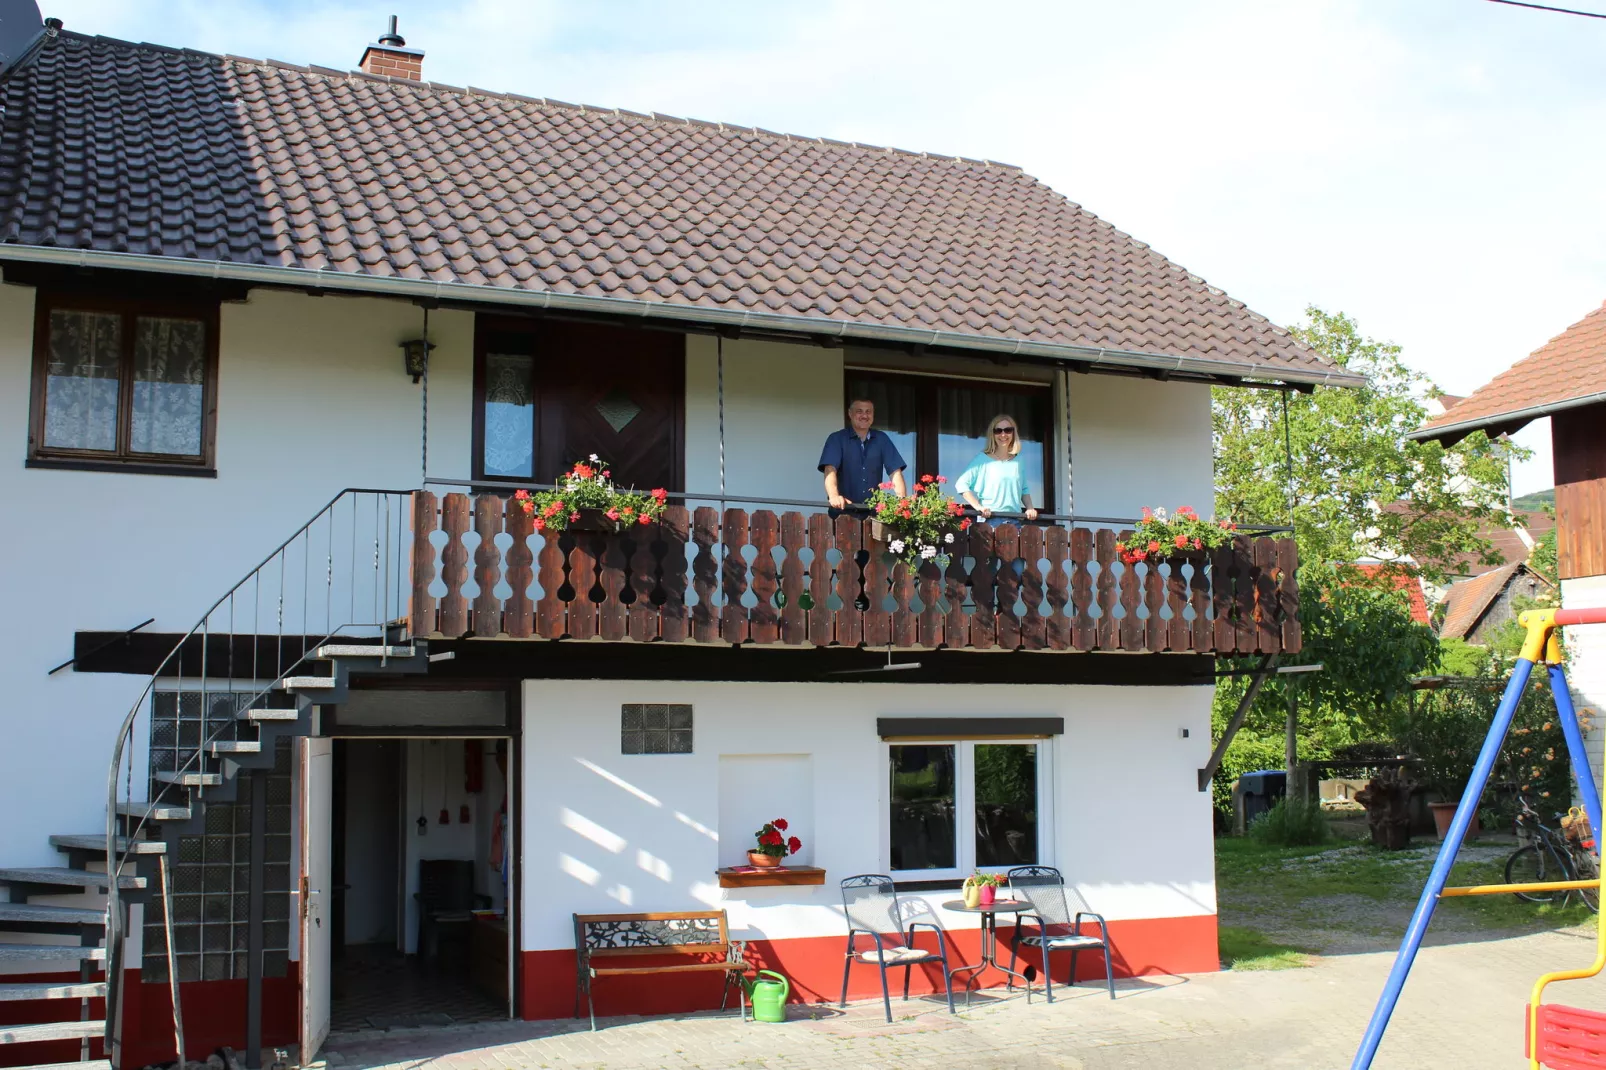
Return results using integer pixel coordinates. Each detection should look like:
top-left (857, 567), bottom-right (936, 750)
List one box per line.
top-left (622, 703), bottom-right (693, 754)
top-left (889, 741), bottom-right (1044, 878)
top-left (29, 294), bottom-right (219, 473)
top-left (845, 371), bottom-right (1053, 509)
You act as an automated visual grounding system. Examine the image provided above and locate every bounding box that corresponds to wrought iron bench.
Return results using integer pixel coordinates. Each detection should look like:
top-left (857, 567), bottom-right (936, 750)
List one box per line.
top-left (573, 910), bottom-right (748, 1029)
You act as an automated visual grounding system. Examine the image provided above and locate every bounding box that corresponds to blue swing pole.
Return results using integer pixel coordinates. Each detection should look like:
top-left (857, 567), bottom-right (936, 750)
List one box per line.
top-left (1350, 647), bottom-right (1539, 1068)
top-left (1550, 662), bottom-right (1603, 839)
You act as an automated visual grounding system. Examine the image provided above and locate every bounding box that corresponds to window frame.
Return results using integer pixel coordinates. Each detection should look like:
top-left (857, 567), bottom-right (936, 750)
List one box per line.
top-left (27, 291), bottom-right (221, 475)
top-left (844, 369), bottom-right (1056, 512)
top-left (885, 738), bottom-right (1053, 883)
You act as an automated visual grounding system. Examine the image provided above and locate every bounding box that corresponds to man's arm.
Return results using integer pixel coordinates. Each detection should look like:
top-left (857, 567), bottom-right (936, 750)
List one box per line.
top-left (823, 466), bottom-right (849, 510)
top-left (891, 469), bottom-right (908, 498)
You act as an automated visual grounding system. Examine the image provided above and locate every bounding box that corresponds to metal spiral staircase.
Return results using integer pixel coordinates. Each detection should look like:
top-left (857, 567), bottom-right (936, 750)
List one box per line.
top-left (0, 490), bottom-right (429, 1070)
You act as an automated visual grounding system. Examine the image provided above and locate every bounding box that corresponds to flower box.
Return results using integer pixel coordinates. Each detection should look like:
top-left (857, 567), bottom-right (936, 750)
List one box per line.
top-left (716, 866), bottom-right (827, 889)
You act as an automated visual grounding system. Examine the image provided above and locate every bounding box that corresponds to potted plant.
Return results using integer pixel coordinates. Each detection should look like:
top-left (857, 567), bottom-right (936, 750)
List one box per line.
top-left (513, 455), bottom-right (669, 535)
top-left (749, 817), bottom-right (802, 869)
top-left (1115, 506), bottom-right (1236, 565)
top-left (963, 871), bottom-right (1003, 908)
top-left (863, 474), bottom-right (970, 567)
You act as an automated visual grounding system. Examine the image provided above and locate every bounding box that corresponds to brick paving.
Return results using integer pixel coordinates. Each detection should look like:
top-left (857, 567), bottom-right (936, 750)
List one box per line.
top-left (319, 925), bottom-right (1606, 1070)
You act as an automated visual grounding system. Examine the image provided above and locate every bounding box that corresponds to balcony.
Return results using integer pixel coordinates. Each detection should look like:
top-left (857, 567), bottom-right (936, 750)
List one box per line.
top-left (408, 493), bottom-right (1300, 657)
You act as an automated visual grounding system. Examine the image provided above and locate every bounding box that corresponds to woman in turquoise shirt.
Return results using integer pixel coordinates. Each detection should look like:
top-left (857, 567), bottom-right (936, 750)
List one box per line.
top-left (955, 413), bottom-right (1039, 522)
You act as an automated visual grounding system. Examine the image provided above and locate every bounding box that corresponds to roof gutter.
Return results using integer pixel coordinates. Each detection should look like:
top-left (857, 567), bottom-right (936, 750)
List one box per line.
top-left (0, 243), bottom-right (1367, 389)
top-left (1406, 388), bottom-right (1606, 444)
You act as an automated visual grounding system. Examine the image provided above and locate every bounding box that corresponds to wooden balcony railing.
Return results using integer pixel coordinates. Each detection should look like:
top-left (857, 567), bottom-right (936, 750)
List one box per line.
top-left (409, 493), bottom-right (1301, 656)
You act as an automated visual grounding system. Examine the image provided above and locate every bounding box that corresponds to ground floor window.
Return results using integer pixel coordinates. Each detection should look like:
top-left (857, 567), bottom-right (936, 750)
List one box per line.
top-left (889, 741), bottom-right (1043, 878)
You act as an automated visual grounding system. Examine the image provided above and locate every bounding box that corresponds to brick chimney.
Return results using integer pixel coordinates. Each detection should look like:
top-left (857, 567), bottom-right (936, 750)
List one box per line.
top-left (359, 15), bottom-right (424, 81)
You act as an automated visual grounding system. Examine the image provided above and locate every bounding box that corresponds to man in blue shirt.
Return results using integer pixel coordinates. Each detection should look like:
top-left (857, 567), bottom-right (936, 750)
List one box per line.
top-left (818, 397), bottom-right (908, 513)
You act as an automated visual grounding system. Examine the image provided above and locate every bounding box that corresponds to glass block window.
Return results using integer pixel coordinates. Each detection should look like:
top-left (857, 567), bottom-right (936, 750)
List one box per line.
top-left (143, 736), bottom-right (293, 983)
top-left (621, 704), bottom-right (693, 754)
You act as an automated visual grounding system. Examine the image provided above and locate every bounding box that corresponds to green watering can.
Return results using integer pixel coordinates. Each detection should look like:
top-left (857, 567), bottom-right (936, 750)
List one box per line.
top-left (742, 970), bottom-right (790, 1023)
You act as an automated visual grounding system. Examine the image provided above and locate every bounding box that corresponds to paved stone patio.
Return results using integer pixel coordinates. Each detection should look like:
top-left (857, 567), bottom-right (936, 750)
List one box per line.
top-left (320, 927), bottom-right (1606, 1070)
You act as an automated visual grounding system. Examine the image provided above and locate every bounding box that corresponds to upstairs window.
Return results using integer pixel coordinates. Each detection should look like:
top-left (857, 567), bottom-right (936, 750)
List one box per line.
top-left (29, 294), bottom-right (218, 473)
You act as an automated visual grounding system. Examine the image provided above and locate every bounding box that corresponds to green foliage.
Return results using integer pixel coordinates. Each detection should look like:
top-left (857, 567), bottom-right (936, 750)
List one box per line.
top-left (1530, 526), bottom-right (1559, 587)
top-left (1436, 637), bottom-right (1489, 677)
top-left (1513, 489), bottom-right (1555, 512)
top-left (1213, 307), bottom-right (1522, 584)
top-left (1116, 505), bottom-right (1234, 564)
top-left (516, 456), bottom-right (667, 533)
top-left (1248, 798), bottom-right (1332, 847)
top-left (864, 474), bottom-right (967, 565)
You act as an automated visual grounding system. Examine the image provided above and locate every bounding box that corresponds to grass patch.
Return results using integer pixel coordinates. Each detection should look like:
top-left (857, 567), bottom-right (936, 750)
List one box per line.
top-left (1218, 925), bottom-right (1314, 970)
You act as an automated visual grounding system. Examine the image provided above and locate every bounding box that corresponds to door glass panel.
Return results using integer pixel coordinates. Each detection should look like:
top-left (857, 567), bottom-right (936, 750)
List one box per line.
top-left (482, 351), bottom-right (535, 478)
top-left (43, 309), bottom-right (121, 451)
top-left (890, 744), bottom-right (956, 870)
top-left (937, 387), bottom-right (1047, 507)
top-left (974, 743), bottom-right (1039, 867)
top-left (845, 374), bottom-right (916, 480)
top-left (131, 316), bottom-right (207, 456)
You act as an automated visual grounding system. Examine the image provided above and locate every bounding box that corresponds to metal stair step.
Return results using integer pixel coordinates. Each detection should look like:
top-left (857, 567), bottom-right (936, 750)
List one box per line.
top-left (239, 707), bottom-right (298, 722)
top-left (208, 740), bottom-right (261, 756)
top-left (0, 981), bottom-right (106, 1001)
top-left (0, 944), bottom-right (105, 964)
top-left (152, 771), bottom-right (222, 787)
top-left (0, 904), bottom-right (103, 926)
top-left (315, 644), bottom-right (414, 658)
top-left (0, 1019), bottom-right (106, 1044)
top-left (280, 676), bottom-right (336, 690)
top-left (114, 799), bottom-right (190, 822)
top-left (49, 835), bottom-right (164, 856)
top-left (0, 868), bottom-right (143, 891)
top-left (3, 1061), bottom-right (112, 1070)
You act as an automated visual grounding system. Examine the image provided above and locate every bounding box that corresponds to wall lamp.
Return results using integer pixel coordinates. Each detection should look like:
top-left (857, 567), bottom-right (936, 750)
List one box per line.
top-left (401, 338), bottom-right (435, 383)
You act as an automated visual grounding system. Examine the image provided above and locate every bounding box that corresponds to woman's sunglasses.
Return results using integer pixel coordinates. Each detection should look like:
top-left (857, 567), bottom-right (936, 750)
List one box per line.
top-left (993, 426), bottom-right (1016, 436)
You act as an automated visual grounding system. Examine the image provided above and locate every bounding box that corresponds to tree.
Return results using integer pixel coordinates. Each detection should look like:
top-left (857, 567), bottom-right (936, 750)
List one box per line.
top-left (1213, 307), bottom-right (1520, 585)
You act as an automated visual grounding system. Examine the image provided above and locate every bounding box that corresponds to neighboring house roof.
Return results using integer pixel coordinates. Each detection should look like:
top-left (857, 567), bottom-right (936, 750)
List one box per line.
top-left (1449, 509), bottom-right (1554, 578)
top-left (1352, 564), bottom-right (1431, 626)
top-left (1438, 563), bottom-right (1542, 640)
top-left (0, 31), bottom-right (1361, 388)
top-left (1410, 301), bottom-right (1606, 443)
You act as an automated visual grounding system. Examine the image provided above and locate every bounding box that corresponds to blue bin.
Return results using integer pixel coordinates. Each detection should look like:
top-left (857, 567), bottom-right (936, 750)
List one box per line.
top-left (1239, 769), bottom-right (1287, 827)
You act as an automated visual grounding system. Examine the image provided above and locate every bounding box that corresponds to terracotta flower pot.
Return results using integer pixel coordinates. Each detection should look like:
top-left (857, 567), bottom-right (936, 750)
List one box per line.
top-left (748, 850), bottom-right (782, 868)
top-left (978, 883), bottom-right (996, 907)
top-left (1428, 800), bottom-right (1481, 841)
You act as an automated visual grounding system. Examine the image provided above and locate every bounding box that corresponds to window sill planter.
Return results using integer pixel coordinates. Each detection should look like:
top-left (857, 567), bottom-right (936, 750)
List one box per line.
top-left (717, 866), bottom-right (827, 889)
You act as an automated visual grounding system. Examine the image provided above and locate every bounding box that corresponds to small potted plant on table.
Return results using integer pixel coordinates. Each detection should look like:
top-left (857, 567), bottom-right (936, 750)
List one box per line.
top-left (962, 871), bottom-right (1003, 908)
top-left (749, 817), bottom-right (803, 869)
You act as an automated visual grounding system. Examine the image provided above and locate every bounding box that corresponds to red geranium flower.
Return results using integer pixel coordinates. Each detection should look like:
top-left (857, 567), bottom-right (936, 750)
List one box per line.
top-left (1147, 540), bottom-right (1161, 553)
top-left (651, 487), bottom-right (669, 501)
top-left (787, 836), bottom-right (802, 854)
top-left (935, 475), bottom-right (947, 484)
top-left (514, 489), bottom-right (529, 501)
top-left (533, 517), bottom-right (546, 533)
top-left (606, 508), bottom-right (620, 521)
top-left (772, 818), bottom-right (788, 831)
top-left (570, 511), bottom-right (580, 521)
top-left (960, 518), bottom-right (972, 530)
top-left (637, 513), bottom-right (652, 526)
top-left (1192, 538), bottom-right (1203, 550)
top-left (1174, 534), bottom-right (1190, 549)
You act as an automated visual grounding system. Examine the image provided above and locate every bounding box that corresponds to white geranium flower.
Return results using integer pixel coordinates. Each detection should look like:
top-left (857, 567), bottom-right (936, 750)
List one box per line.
top-left (919, 545), bottom-right (937, 559)
top-left (589, 453), bottom-right (601, 462)
top-left (944, 532), bottom-right (955, 544)
top-left (889, 539), bottom-right (906, 554)
top-left (1155, 507), bottom-right (1168, 522)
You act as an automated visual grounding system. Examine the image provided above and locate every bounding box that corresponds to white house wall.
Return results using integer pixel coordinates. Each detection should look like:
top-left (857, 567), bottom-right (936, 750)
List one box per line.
top-left (1565, 576), bottom-right (1606, 792)
top-left (1067, 376), bottom-right (1214, 521)
top-left (519, 679), bottom-right (1217, 952)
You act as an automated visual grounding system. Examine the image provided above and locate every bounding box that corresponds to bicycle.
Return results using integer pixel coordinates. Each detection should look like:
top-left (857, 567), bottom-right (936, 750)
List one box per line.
top-left (1504, 795), bottom-right (1600, 912)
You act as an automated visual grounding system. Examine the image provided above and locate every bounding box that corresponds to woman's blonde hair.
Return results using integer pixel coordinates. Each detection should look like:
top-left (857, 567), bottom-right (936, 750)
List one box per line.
top-left (986, 413), bottom-right (1022, 458)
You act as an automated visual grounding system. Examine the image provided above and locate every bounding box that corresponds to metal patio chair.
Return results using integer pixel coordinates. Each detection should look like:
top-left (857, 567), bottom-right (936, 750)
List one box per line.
top-left (839, 873), bottom-right (956, 1022)
top-left (1005, 865), bottom-right (1115, 1001)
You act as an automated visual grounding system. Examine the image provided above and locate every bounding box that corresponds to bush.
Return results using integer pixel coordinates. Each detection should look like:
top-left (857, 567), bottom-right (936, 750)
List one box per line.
top-left (1249, 798), bottom-right (1331, 847)
top-left (1211, 734), bottom-right (1287, 819)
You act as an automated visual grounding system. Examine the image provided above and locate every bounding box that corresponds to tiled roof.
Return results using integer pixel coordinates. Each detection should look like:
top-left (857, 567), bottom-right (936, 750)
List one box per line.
top-left (1414, 302), bottom-right (1606, 441)
top-left (1353, 564), bottom-right (1431, 626)
top-left (1439, 563), bottom-right (1521, 640)
top-left (0, 31), bottom-right (1357, 386)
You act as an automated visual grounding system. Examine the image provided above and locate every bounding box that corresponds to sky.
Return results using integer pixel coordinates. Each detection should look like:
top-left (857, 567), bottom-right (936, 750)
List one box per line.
top-left (40, 0), bottom-right (1606, 496)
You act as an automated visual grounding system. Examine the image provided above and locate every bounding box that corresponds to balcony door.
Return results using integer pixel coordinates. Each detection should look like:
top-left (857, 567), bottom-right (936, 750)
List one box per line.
top-left (474, 317), bottom-right (684, 492)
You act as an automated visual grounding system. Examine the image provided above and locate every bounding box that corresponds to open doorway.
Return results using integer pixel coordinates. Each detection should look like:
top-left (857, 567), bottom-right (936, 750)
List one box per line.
top-left (327, 737), bottom-right (514, 1033)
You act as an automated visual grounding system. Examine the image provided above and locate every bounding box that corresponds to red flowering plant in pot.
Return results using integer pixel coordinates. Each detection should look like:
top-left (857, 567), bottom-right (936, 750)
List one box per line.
top-left (749, 817), bottom-right (803, 869)
top-left (512, 454), bottom-right (669, 535)
top-left (863, 474), bottom-right (971, 567)
top-left (1115, 506), bottom-right (1236, 566)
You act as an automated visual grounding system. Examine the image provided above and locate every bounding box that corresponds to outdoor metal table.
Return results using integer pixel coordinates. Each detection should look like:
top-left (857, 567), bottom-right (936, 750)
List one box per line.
top-left (942, 898), bottom-right (1031, 1006)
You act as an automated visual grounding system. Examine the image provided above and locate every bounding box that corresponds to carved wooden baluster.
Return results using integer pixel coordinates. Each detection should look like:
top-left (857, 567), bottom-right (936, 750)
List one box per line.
top-left (1211, 540), bottom-right (1237, 653)
top-left (969, 523), bottom-right (997, 650)
top-left (503, 497), bottom-right (535, 639)
top-left (1018, 525), bottom-right (1046, 650)
top-left (994, 523), bottom-right (1022, 650)
top-left (1233, 535), bottom-right (1256, 655)
top-left (1191, 547), bottom-right (1213, 652)
top-left (834, 515), bottom-right (863, 648)
top-left (410, 491), bottom-right (439, 637)
top-left (1044, 525), bottom-right (1070, 650)
top-left (472, 495), bottom-right (505, 638)
top-left (1071, 528), bottom-right (1094, 650)
top-left (438, 493), bottom-right (471, 638)
top-left (628, 524), bottom-right (659, 642)
top-left (943, 532), bottom-right (970, 649)
top-left (1119, 533), bottom-right (1143, 651)
top-left (659, 506), bottom-right (691, 643)
top-left (779, 513), bottom-right (807, 645)
top-left (1164, 554), bottom-right (1189, 652)
top-left (892, 559), bottom-right (917, 648)
top-left (1254, 537), bottom-right (1279, 654)
top-left (1094, 529), bottom-right (1117, 650)
top-left (862, 535), bottom-right (890, 648)
top-left (1143, 556), bottom-right (1165, 652)
top-left (599, 530), bottom-right (629, 642)
top-left (722, 508), bottom-right (751, 646)
top-left (568, 532), bottom-right (600, 640)
top-left (535, 523), bottom-right (567, 640)
top-left (1278, 538), bottom-right (1302, 654)
top-left (691, 507), bottom-right (720, 644)
top-left (917, 558), bottom-right (944, 649)
top-left (748, 510), bottom-right (780, 645)
top-left (807, 514), bottom-right (834, 645)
